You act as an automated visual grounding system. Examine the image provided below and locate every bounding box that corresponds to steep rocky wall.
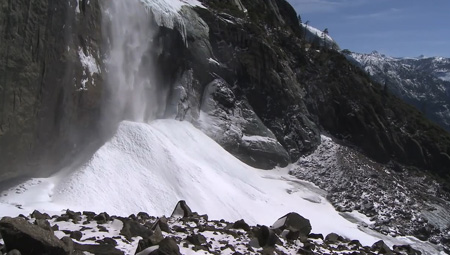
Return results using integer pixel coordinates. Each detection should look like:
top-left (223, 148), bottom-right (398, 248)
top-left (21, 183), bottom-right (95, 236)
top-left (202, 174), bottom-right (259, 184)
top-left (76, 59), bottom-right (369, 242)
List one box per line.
top-left (0, 0), bottom-right (103, 183)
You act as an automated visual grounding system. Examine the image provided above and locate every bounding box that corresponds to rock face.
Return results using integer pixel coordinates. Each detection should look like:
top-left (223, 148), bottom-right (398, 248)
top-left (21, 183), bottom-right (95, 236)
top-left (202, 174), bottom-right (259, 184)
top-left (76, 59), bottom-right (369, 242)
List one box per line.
top-left (0, 0), bottom-right (104, 183)
top-left (0, 0), bottom-right (449, 183)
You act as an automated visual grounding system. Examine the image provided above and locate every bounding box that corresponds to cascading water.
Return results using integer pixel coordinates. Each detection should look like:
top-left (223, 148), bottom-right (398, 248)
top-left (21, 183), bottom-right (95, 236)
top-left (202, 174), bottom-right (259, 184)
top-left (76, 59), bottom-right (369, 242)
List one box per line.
top-left (101, 0), bottom-right (168, 125)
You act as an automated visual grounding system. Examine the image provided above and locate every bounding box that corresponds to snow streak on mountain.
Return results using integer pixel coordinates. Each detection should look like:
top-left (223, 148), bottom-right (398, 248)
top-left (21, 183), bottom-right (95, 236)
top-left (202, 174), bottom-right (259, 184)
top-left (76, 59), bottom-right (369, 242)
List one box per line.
top-left (349, 51), bottom-right (450, 131)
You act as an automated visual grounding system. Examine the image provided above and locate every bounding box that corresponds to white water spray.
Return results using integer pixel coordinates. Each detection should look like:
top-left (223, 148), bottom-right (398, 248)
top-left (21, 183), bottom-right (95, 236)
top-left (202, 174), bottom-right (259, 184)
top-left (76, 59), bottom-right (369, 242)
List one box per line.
top-left (101, 0), bottom-right (167, 124)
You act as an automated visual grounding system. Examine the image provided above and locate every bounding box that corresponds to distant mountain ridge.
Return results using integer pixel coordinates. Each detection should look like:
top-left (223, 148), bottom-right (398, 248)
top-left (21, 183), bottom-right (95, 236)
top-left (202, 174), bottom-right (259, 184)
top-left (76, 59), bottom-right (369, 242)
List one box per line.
top-left (348, 51), bottom-right (450, 132)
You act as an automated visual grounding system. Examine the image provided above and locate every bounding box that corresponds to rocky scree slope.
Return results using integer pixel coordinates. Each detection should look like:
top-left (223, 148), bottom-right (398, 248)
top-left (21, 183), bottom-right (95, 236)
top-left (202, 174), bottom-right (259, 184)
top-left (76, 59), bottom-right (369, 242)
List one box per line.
top-left (0, 0), bottom-right (450, 194)
top-left (348, 51), bottom-right (450, 132)
top-left (291, 135), bottom-right (450, 253)
top-left (0, 201), bottom-right (424, 255)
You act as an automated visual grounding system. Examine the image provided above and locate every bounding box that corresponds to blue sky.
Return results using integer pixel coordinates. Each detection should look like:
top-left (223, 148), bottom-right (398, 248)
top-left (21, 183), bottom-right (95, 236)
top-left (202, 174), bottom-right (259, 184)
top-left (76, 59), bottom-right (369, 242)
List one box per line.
top-left (286, 0), bottom-right (450, 57)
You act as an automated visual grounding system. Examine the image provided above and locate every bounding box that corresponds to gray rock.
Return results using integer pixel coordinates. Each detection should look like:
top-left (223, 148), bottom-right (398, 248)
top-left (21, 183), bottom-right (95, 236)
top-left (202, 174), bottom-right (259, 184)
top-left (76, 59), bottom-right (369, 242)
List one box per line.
top-left (171, 200), bottom-right (193, 218)
top-left (271, 212), bottom-right (311, 240)
top-left (0, 217), bottom-right (69, 255)
top-left (149, 237), bottom-right (180, 255)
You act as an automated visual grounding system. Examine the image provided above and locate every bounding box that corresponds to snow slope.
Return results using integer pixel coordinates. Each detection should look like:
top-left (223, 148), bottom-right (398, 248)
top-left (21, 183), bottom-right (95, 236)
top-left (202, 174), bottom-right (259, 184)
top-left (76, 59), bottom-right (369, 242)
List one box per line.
top-left (1, 120), bottom-right (381, 245)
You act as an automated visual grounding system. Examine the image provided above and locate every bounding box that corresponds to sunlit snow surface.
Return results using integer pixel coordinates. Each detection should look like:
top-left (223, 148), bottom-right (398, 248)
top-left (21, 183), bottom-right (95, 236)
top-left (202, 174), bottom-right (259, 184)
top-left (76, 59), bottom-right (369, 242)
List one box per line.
top-left (1, 120), bottom-right (379, 244)
top-left (0, 120), bottom-right (445, 254)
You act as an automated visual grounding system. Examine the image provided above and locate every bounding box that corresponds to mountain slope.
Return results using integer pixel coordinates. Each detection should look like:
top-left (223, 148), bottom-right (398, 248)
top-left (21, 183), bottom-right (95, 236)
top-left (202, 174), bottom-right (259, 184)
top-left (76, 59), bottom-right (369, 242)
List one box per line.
top-left (349, 51), bottom-right (450, 132)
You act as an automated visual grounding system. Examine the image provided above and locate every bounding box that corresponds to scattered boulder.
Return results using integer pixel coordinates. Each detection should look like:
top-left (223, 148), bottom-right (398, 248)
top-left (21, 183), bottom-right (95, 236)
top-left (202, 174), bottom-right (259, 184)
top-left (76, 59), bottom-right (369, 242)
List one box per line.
top-left (232, 219), bottom-right (250, 231)
top-left (171, 200), bottom-right (193, 218)
top-left (371, 240), bottom-right (393, 254)
top-left (271, 213), bottom-right (311, 240)
top-left (0, 217), bottom-right (69, 255)
top-left (94, 212), bottom-right (110, 224)
top-left (153, 217), bottom-right (170, 233)
top-left (324, 233), bottom-right (343, 243)
top-left (65, 210), bottom-right (82, 223)
top-left (149, 237), bottom-right (180, 255)
top-left (252, 225), bottom-right (280, 247)
top-left (186, 233), bottom-right (207, 246)
top-left (69, 231), bottom-right (83, 241)
top-left (135, 225), bottom-right (164, 254)
top-left (31, 210), bottom-right (50, 220)
top-left (119, 217), bottom-right (153, 241)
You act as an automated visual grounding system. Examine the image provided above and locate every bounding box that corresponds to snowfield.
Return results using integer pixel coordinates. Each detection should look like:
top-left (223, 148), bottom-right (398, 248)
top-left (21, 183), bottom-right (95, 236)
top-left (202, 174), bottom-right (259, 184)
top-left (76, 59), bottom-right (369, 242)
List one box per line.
top-left (1, 119), bottom-right (381, 245)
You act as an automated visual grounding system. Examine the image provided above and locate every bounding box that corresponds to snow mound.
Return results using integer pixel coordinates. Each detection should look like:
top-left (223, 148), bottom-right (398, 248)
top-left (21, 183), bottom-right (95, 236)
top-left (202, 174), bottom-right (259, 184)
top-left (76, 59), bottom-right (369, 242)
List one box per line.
top-left (1, 120), bottom-right (380, 245)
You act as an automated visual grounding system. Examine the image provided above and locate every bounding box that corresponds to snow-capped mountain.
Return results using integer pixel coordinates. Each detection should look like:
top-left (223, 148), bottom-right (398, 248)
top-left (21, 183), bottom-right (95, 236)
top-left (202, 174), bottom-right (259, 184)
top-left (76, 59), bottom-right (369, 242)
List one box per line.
top-left (348, 51), bottom-right (450, 131)
top-left (302, 23), bottom-right (340, 50)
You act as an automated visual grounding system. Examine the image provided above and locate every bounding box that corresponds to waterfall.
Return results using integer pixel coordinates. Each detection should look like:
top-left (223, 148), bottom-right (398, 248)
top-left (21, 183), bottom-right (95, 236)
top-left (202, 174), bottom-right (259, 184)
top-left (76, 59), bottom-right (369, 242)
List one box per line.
top-left (101, 0), bottom-right (167, 125)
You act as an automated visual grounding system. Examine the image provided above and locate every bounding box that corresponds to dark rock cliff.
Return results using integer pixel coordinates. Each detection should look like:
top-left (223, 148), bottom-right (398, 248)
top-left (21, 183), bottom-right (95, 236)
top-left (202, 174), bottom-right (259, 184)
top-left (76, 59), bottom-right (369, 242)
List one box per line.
top-left (0, 0), bottom-right (449, 184)
top-left (0, 0), bottom-right (103, 182)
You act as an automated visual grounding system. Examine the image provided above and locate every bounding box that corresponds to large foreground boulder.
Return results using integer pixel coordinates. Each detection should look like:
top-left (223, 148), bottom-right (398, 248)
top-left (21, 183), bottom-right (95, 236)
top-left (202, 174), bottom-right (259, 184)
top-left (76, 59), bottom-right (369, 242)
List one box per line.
top-left (271, 212), bottom-right (312, 240)
top-left (0, 217), bottom-right (69, 255)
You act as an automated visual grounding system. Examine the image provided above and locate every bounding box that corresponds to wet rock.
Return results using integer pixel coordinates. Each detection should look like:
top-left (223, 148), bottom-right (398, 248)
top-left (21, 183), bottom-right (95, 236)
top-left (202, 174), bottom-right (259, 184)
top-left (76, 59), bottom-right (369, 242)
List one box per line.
top-left (0, 217), bottom-right (69, 255)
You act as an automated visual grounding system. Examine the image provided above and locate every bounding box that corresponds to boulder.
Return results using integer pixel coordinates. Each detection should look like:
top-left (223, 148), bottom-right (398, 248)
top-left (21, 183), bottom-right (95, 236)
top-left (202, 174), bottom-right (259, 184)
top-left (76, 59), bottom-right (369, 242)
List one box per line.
top-left (119, 217), bottom-right (153, 241)
top-left (252, 225), bottom-right (280, 247)
top-left (0, 217), bottom-right (69, 255)
top-left (30, 210), bottom-right (50, 220)
top-left (324, 233), bottom-right (343, 243)
top-left (153, 217), bottom-right (170, 233)
top-left (371, 240), bottom-right (393, 255)
top-left (149, 237), bottom-right (180, 255)
top-left (135, 225), bottom-right (164, 254)
top-left (186, 234), bottom-right (207, 246)
top-left (171, 200), bottom-right (193, 218)
top-left (232, 219), bottom-right (250, 231)
top-left (271, 212), bottom-right (311, 240)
